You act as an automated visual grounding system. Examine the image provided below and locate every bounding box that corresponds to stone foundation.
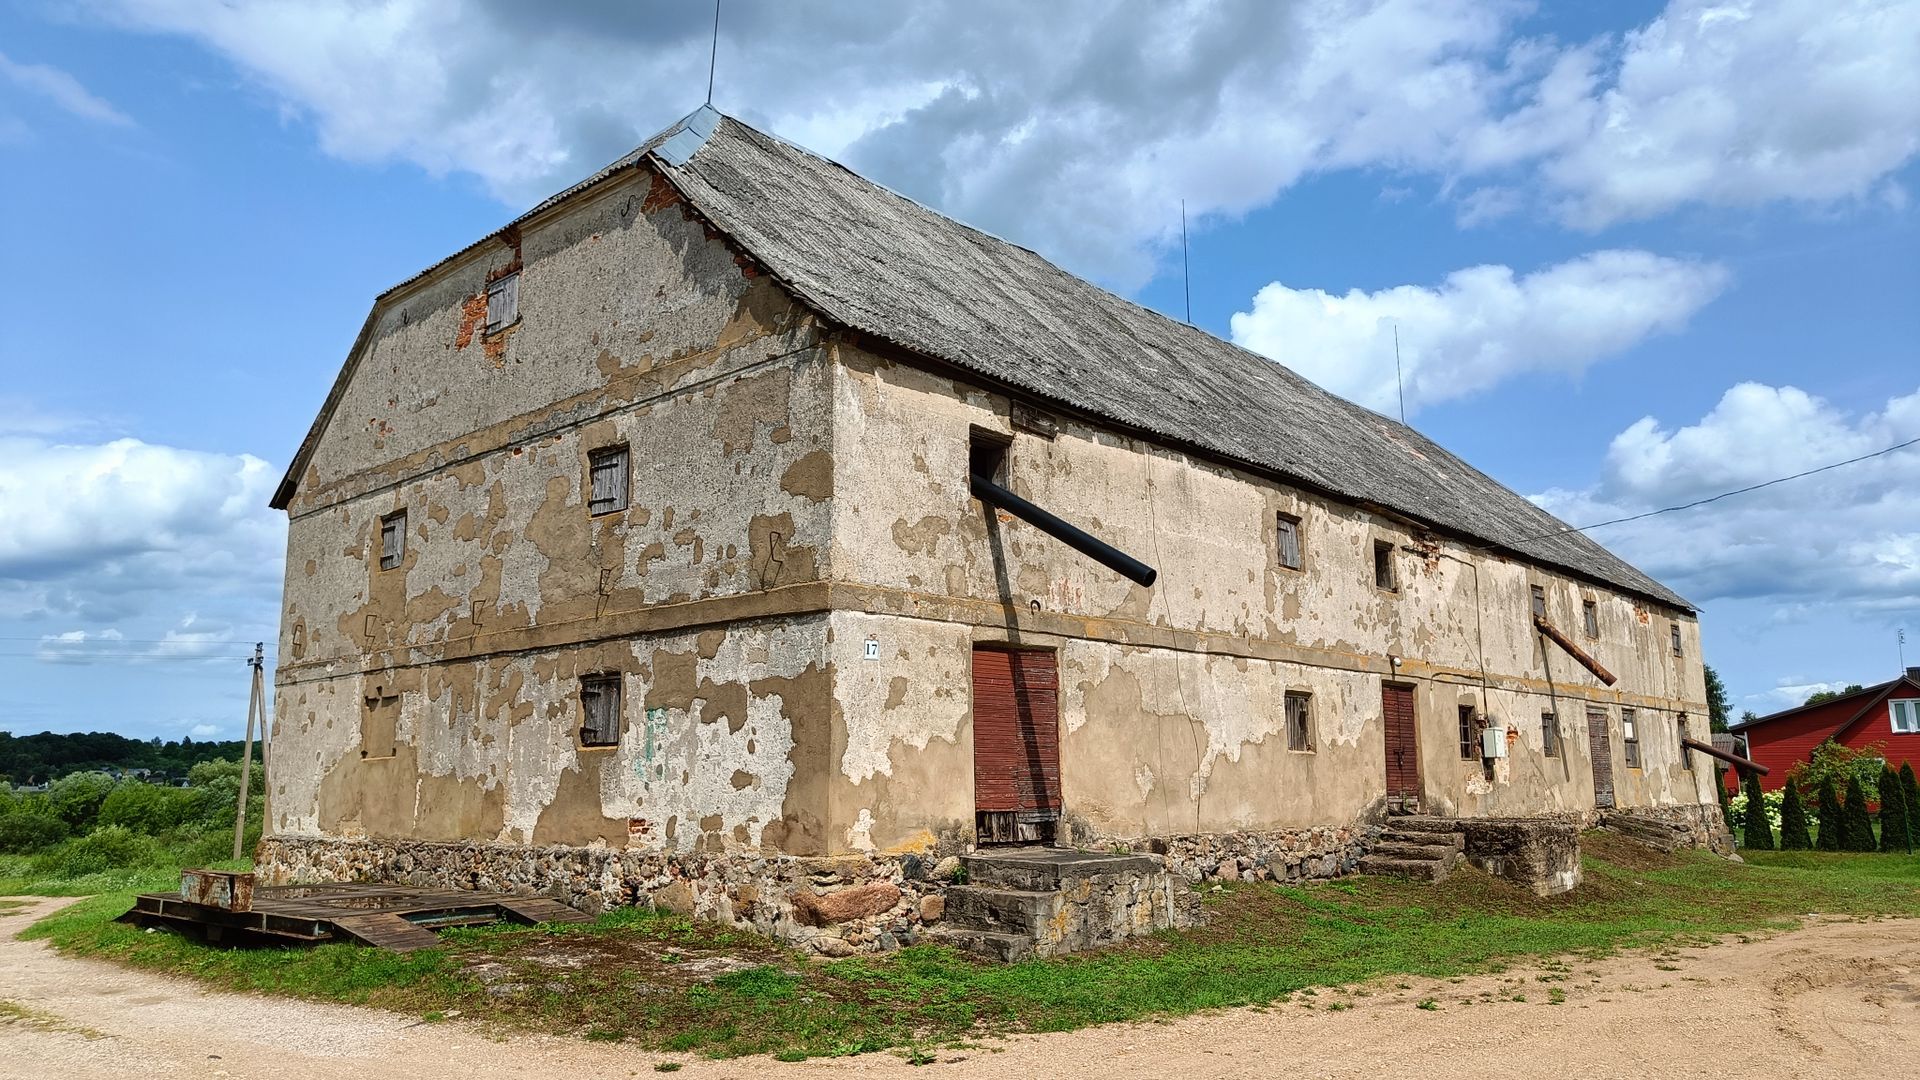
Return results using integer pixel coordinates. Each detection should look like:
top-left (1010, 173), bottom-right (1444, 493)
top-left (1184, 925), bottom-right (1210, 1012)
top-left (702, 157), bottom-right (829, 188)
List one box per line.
top-left (1151, 822), bottom-right (1383, 885)
top-left (1457, 818), bottom-right (1582, 895)
top-left (1596, 802), bottom-right (1735, 856)
top-left (258, 835), bottom-right (946, 957)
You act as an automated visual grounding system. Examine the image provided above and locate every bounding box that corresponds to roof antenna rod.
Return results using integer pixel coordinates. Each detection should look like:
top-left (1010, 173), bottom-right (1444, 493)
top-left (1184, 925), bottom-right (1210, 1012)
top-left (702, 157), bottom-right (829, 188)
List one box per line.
top-left (1394, 322), bottom-right (1407, 425)
top-left (1180, 200), bottom-right (1192, 324)
top-left (705, 0), bottom-right (721, 107)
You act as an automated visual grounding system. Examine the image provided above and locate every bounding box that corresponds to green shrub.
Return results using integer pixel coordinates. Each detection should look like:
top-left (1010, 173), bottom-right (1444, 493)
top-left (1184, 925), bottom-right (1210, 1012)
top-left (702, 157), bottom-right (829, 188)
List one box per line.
top-left (45, 771), bottom-right (116, 829)
top-left (0, 811), bottom-right (70, 853)
top-left (98, 782), bottom-right (212, 833)
top-left (1815, 777), bottom-right (1841, 851)
top-left (1902, 763), bottom-right (1919, 844)
top-left (1878, 765), bottom-right (1910, 854)
top-left (1740, 773), bottom-right (1774, 850)
top-left (1842, 776), bottom-right (1877, 852)
top-left (1777, 782), bottom-right (1812, 850)
top-left (1717, 777), bottom-right (1735, 832)
top-left (33, 825), bottom-right (164, 878)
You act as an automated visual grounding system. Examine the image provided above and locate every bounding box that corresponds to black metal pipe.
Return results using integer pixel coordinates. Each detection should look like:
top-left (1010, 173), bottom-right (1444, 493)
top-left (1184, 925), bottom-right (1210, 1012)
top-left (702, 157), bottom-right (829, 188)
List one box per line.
top-left (970, 473), bottom-right (1158, 587)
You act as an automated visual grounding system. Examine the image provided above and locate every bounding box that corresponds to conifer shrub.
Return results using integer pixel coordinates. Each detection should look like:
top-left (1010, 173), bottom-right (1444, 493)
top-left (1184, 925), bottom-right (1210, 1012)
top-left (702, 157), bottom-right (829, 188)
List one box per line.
top-left (1740, 772), bottom-right (1774, 850)
top-left (1878, 765), bottom-right (1910, 854)
top-left (1842, 776), bottom-right (1877, 852)
top-left (1815, 776), bottom-right (1842, 851)
top-left (1777, 781), bottom-right (1813, 850)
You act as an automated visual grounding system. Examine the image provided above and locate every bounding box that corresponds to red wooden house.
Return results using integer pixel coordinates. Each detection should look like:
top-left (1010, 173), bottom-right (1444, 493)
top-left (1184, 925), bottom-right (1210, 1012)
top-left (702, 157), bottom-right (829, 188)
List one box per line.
top-left (1725, 668), bottom-right (1920, 793)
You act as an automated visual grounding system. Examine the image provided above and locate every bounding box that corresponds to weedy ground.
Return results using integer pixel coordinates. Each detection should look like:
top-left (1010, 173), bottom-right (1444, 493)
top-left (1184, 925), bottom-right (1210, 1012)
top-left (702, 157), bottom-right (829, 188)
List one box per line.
top-left (16, 834), bottom-right (1920, 1061)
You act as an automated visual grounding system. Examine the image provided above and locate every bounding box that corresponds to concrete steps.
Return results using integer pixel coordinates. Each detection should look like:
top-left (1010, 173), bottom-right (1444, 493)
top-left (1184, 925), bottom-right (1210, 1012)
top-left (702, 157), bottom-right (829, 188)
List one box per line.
top-left (1359, 817), bottom-right (1465, 883)
top-left (928, 848), bottom-right (1190, 962)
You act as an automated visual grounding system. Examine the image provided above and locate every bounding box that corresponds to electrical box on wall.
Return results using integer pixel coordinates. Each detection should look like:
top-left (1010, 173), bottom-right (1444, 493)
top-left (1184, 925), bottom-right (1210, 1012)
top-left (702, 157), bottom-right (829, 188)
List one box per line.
top-left (1481, 726), bottom-right (1509, 759)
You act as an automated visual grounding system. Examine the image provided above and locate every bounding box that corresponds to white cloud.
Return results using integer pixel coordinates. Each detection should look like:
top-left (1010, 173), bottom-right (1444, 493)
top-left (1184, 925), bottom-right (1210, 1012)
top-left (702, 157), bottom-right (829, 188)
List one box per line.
top-left (0, 430), bottom-right (283, 630)
top-left (1228, 249), bottom-right (1728, 413)
top-left (1531, 382), bottom-right (1920, 609)
top-left (82, 0), bottom-right (1920, 286)
top-left (0, 50), bottom-right (132, 127)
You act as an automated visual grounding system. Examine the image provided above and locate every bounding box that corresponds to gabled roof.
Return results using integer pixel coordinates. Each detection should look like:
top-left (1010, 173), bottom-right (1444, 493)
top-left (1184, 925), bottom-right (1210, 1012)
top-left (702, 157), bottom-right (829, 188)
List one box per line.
top-left (275, 107), bottom-right (1691, 612)
top-left (1735, 670), bottom-right (1920, 737)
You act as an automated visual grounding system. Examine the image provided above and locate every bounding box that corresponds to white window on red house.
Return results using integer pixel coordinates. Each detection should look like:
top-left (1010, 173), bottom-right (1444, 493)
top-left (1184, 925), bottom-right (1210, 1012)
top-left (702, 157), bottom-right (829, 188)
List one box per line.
top-left (1892, 699), bottom-right (1920, 735)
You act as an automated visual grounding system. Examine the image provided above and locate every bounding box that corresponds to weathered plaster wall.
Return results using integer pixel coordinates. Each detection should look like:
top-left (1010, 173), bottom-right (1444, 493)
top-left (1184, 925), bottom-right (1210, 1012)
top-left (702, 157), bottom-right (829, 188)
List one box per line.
top-left (272, 164), bottom-right (840, 855)
top-left (822, 343), bottom-right (1712, 853)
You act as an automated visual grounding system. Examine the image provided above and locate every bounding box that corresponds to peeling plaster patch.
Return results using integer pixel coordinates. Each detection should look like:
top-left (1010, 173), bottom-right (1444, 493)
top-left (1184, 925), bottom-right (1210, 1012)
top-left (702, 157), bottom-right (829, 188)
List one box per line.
top-left (832, 612), bottom-right (968, 785)
top-left (1134, 764), bottom-right (1155, 799)
top-left (846, 807), bottom-right (876, 852)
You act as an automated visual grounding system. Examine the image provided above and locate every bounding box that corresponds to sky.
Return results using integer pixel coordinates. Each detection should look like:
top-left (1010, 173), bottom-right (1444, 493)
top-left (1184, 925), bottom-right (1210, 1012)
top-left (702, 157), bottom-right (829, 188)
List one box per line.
top-left (0, 0), bottom-right (1916, 742)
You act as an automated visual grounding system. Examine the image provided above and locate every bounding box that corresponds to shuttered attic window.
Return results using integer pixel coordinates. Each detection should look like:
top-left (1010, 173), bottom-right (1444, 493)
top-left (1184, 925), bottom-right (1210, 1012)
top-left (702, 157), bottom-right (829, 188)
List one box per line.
top-left (579, 674), bottom-right (622, 747)
top-left (1373, 540), bottom-right (1397, 591)
top-left (379, 510), bottom-right (406, 570)
top-left (588, 446), bottom-right (630, 516)
top-left (1582, 599), bottom-right (1599, 637)
top-left (485, 271), bottom-right (519, 333)
top-left (1275, 513), bottom-right (1303, 571)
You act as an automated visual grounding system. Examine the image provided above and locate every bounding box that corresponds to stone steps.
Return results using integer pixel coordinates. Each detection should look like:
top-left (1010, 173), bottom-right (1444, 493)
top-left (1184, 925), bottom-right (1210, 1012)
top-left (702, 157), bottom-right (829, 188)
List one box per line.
top-left (1360, 817), bottom-right (1465, 883)
top-left (932, 849), bottom-right (1191, 962)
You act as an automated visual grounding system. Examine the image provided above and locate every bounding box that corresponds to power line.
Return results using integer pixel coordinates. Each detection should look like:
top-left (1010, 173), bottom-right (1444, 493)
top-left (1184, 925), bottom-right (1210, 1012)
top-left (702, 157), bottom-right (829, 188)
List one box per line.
top-left (1514, 433), bottom-right (1920, 545)
top-left (0, 636), bottom-right (274, 645)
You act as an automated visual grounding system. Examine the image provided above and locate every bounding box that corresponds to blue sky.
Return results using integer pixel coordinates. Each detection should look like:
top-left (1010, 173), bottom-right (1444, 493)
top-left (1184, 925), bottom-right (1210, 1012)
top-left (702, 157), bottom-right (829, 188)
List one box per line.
top-left (1, 0), bottom-right (1916, 741)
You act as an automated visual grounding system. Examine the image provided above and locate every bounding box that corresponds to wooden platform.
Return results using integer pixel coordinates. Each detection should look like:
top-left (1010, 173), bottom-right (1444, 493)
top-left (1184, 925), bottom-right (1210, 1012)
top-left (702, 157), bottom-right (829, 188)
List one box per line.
top-left (121, 882), bottom-right (593, 952)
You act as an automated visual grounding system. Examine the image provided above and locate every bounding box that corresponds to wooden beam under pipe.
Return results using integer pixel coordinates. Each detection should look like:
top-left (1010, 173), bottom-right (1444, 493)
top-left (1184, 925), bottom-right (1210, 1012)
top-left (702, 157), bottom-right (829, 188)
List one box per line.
top-left (1532, 614), bottom-right (1618, 686)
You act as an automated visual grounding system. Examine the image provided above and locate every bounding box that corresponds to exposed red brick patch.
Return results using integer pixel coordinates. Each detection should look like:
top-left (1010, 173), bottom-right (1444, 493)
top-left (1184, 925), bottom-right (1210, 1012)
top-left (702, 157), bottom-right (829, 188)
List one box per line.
top-left (641, 172), bottom-right (682, 214)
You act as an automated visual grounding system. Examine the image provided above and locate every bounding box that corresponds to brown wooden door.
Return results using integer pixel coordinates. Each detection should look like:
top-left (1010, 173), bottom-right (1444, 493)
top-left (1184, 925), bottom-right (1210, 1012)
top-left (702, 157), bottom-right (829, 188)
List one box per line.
top-left (1382, 683), bottom-right (1421, 810)
top-left (971, 646), bottom-right (1062, 844)
top-left (1587, 707), bottom-right (1615, 809)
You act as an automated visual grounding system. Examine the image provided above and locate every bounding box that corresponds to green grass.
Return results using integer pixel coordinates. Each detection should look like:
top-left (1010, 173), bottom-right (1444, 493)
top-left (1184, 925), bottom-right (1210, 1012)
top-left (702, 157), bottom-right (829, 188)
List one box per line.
top-left (19, 833), bottom-right (1920, 1060)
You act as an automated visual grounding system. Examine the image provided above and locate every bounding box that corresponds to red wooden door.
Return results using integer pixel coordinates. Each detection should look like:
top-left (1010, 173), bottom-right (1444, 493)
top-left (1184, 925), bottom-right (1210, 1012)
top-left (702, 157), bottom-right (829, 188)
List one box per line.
top-left (1382, 684), bottom-right (1421, 809)
top-left (1588, 707), bottom-right (1615, 809)
top-left (972, 646), bottom-right (1061, 844)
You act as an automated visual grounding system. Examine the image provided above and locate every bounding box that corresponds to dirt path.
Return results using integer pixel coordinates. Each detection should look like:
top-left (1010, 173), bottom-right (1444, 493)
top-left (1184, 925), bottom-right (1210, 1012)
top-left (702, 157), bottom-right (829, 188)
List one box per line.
top-left (3, 897), bottom-right (1917, 1079)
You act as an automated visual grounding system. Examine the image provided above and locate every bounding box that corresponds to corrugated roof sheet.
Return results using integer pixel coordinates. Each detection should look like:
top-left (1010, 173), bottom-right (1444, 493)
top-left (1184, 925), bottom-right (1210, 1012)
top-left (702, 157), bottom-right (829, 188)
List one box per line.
top-left (651, 115), bottom-right (1690, 610)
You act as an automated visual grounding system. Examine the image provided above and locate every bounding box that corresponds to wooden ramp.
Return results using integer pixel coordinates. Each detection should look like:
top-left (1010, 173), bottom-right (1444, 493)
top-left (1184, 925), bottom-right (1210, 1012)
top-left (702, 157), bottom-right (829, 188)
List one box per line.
top-left (121, 882), bottom-right (593, 952)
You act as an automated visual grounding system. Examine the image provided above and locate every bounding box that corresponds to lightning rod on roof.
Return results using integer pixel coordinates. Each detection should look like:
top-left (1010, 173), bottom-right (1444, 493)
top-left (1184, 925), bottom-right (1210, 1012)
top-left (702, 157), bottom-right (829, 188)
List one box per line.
top-left (706, 0), bottom-right (722, 106)
top-left (1180, 200), bottom-right (1192, 325)
top-left (1394, 323), bottom-right (1406, 425)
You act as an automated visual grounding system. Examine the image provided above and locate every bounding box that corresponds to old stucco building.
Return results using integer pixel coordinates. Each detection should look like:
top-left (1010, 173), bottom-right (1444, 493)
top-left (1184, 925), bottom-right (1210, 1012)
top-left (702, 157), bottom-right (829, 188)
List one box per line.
top-left (261, 107), bottom-right (1725, 951)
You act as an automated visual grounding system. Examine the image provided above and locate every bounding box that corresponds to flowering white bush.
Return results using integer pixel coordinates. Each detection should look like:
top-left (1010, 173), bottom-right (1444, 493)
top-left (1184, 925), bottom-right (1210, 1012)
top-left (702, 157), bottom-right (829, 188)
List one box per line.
top-left (1728, 789), bottom-right (1784, 834)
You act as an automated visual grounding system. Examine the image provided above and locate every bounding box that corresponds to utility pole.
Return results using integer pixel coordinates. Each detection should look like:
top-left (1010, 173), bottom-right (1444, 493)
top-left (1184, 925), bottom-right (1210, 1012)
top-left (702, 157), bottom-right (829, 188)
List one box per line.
top-left (231, 643), bottom-right (264, 862)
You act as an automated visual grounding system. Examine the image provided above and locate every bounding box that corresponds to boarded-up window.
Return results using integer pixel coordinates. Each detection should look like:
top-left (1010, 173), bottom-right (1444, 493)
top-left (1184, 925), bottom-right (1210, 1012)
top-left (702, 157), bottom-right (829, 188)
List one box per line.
top-left (379, 510), bottom-right (406, 570)
top-left (1531, 585), bottom-right (1547, 619)
top-left (361, 686), bottom-right (398, 759)
top-left (579, 674), bottom-right (622, 747)
top-left (1275, 513), bottom-right (1303, 571)
top-left (1285, 691), bottom-right (1313, 752)
top-left (1670, 623), bottom-right (1683, 656)
top-left (1582, 599), bottom-right (1599, 637)
top-left (588, 446), bottom-right (629, 515)
top-left (1374, 540), bottom-right (1396, 591)
top-left (485, 271), bottom-right (519, 333)
top-left (1622, 708), bottom-right (1641, 768)
top-left (1542, 710), bottom-right (1560, 757)
top-left (1458, 705), bottom-right (1478, 760)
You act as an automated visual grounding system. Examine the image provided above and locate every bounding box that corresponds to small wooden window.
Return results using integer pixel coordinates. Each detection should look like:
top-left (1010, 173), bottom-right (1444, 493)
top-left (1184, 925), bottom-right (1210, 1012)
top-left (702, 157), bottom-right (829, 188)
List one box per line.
top-left (1670, 623), bottom-right (1683, 656)
top-left (1582, 599), bottom-right (1599, 637)
top-left (1542, 710), bottom-right (1560, 757)
top-left (579, 674), bottom-right (622, 747)
top-left (379, 510), bottom-right (406, 570)
top-left (1622, 708), bottom-right (1641, 768)
top-left (1374, 540), bottom-right (1397, 591)
top-left (1677, 714), bottom-right (1693, 770)
top-left (1285, 691), bottom-right (1313, 752)
top-left (1275, 513), bottom-right (1303, 571)
top-left (588, 446), bottom-right (629, 516)
top-left (1530, 585), bottom-right (1547, 619)
top-left (1458, 705), bottom-right (1478, 760)
top-left (485, 271), bottom-right (519, 333)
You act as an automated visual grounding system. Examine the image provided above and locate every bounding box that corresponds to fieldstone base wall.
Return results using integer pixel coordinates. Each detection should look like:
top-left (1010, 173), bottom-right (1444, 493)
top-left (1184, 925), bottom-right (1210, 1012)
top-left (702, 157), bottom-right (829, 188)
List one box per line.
top-left (1154, 822), bottom-right (1383, 885)
top-left (1458, 818), bottom-right (1582, 896)
top-left (258, 836), bottom-right (949, 957)
top-left (1597, 802), bottom-right (1735, 856)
